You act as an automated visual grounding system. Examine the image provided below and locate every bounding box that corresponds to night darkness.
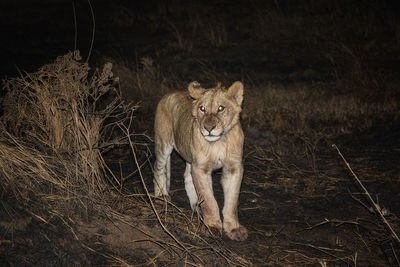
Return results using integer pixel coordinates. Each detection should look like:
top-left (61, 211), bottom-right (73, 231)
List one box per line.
top-left (1, 0), bottom-right (400, 265)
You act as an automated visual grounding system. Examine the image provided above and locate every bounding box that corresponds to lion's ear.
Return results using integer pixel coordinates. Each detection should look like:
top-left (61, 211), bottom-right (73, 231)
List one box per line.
top-left (188, 81), bottom-right (206, 99)
top-left (226, 81), bottom-right (244, 106)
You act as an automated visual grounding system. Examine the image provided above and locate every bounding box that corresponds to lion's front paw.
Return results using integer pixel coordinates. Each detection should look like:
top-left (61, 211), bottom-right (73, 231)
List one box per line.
top-left (200, 224), bottom-right (223, 238)
top-left (226, 225), bottom-right (248, 241)
top-left (207, 226), bottom-right (223, 238)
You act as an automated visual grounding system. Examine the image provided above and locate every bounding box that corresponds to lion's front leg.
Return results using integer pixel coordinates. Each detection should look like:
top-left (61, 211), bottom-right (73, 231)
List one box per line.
top-left (191, 165), bottom-right (222, 234)
top-left (221, 164), bottom-right (248, 241)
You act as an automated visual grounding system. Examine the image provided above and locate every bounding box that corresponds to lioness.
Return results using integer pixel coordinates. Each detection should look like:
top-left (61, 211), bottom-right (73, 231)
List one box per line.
top-left (153, 81), bottom-right (248, 241)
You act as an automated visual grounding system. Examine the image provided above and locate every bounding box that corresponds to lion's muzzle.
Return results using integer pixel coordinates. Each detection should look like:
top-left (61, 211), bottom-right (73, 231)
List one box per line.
top-left (201, 115), bottom-right (221, 142)
top-left (203, 115), bottom-right (217, 133)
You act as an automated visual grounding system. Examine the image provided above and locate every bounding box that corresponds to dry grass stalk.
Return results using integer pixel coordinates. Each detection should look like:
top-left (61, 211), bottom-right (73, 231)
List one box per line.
top-left (333, 144), bottom-right (400, 244)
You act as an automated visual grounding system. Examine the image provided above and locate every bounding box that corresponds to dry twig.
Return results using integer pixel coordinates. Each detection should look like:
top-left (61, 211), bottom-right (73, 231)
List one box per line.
top-left (332, 144), bottom-right (400, 244)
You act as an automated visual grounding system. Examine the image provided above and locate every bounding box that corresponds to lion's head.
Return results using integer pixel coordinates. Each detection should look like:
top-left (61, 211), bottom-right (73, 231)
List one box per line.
top-left (188, 81), bottom-right (244, 142)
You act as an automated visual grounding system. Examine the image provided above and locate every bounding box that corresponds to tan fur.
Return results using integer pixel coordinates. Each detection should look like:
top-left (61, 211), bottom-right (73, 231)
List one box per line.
top-left (154, 81), bottom-right (248, 241)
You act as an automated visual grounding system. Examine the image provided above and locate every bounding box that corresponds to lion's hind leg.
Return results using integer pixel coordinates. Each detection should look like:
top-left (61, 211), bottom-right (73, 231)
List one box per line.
top-left (154, 144), bottom-right (173, 198)
top-left (184, 163), bottom-right (198, 209)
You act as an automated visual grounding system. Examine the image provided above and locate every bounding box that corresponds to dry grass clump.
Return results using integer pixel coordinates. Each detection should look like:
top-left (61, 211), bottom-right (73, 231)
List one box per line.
top-left (0, 51), bottom-right (137, 215)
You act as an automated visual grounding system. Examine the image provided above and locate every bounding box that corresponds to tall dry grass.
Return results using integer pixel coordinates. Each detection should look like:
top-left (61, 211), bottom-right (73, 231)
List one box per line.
top-left (0, 51), bottom-right (138, 216)
top-left (242, 82), bottom-right (399, 136)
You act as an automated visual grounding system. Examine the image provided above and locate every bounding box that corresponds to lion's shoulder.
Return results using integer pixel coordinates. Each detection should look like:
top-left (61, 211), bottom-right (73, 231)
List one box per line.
top-left (157, 90), bottom-right (192, 116)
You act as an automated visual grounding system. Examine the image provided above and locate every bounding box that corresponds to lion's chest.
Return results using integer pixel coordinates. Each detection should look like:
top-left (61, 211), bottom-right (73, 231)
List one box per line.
top-left (209, 144), bottom-right (225, 169)
top-left (195, 139), bottom-right (228, 170)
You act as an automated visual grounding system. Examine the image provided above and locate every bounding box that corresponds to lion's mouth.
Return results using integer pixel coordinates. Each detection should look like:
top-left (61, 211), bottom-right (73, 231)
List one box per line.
top-left (203, 134), bottom-right (221, 142)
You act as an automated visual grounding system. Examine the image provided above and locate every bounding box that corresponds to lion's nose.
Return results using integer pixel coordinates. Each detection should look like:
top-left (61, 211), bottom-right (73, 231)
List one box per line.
top-left (204, 123), bottom-right (216, 133)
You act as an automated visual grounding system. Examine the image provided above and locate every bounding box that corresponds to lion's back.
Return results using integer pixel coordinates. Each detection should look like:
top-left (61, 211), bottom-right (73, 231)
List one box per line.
top-left (154, 91), bottom-right (194, 158)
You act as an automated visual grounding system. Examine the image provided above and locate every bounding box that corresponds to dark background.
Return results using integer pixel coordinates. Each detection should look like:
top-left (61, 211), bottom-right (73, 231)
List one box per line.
top-left (1, 0), bottom-right (400, 85)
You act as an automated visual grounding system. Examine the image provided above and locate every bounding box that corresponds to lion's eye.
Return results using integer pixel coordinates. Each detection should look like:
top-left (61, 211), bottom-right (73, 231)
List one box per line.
top-left (217, 105), bottom-right (225, 112)
top-left (199, 106), bottom-right (206, 112)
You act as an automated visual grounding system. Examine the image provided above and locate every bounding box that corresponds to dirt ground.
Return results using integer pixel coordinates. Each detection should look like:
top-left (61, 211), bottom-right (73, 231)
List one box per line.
top-left (3, 125), bottom-right (399, 266)
top-left (1, 0), bottom-right (400, 266)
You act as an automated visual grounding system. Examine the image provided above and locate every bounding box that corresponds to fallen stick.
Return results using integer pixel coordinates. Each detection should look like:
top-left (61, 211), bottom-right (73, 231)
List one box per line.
top-left (332, 144), bottom-right (400, 244)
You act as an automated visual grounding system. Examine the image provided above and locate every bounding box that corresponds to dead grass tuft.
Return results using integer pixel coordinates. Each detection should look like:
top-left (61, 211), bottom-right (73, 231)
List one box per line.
top-left (0, 50), bottom-right (137, 217)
